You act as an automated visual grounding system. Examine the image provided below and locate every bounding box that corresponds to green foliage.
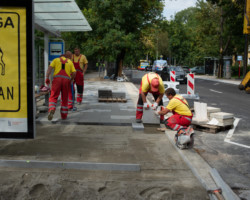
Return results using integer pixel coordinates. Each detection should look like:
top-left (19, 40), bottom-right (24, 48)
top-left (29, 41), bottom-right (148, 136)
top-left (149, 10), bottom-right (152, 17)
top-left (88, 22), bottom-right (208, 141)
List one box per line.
top-left (162, 0), bottom-right (245, 67)
top-left (231, 65), bottom-right (250, 77)
top-left (62, 0), bottom-right (164, 66)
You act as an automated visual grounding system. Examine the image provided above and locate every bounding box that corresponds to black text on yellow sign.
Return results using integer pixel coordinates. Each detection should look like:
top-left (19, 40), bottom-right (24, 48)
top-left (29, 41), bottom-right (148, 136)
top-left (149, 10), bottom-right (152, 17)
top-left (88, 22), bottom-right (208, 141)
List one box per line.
top-left (0, 8), bottom-right (27, 118)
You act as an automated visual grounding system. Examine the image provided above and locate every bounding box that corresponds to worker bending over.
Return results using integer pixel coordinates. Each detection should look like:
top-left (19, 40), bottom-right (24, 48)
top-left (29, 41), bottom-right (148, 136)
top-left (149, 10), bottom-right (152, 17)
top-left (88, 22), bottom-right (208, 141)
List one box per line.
top-left (157, 88), bottom-right (193, 130)
top-left (136, 72), bottom-right (165, 123)
top-left (46, 51), bottom-right (76, 120)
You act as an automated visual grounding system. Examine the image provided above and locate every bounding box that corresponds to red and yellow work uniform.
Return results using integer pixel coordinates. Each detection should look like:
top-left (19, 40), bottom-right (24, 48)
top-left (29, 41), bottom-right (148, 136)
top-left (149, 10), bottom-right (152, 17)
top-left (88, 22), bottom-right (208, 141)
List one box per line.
top-left (49, 57), bottom-right (76, 119)
top-left (136, 72), bottom-right (165, 121)
top-left (68, 54), bottom-right (88, 107)
top-left (165, 94), bottom-right (193, 131)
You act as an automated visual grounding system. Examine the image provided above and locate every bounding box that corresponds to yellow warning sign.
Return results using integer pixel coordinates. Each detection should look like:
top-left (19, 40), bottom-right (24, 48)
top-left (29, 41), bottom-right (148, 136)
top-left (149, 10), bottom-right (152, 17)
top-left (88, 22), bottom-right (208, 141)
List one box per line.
top-left (244, 0), bottom-right (250, 34)
top-left (0, 8), bottom-right (27, 118)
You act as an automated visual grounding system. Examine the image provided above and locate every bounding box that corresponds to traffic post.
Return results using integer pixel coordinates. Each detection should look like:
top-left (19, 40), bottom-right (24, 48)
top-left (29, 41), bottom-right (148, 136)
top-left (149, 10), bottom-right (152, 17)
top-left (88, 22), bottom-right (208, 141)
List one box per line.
top-left (239, 61), bottom-right (241, 78)
top-left (170, 71), bottom-right (175, 82)
top-left (187, 73), bottom-right (195, 95)
top-left (237, 56), bottom-right (243, 78)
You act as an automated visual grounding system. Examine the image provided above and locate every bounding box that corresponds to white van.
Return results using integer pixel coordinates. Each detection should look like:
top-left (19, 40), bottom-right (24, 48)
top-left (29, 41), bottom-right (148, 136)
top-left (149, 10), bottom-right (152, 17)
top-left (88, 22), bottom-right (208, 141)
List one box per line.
top-left (152, 60), bottom-right (167, 72)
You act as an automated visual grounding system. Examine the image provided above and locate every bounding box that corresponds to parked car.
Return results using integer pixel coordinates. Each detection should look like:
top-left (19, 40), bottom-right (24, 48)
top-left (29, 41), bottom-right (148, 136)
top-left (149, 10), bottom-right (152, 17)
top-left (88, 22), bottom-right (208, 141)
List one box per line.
top-left (152, 60), bottom-right (167, 72)
top-left (160, 65), bottom-right (187, 84)
top-left (182, 66), bottom-right (190, 74)
top-left (190, 66), bottom-right (205, 74)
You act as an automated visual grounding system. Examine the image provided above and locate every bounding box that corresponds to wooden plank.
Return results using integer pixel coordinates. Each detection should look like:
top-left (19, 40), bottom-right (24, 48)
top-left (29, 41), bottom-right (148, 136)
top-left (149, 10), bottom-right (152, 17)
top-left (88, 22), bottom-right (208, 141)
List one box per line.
top-left (98, 97), bottom-right (127, 103)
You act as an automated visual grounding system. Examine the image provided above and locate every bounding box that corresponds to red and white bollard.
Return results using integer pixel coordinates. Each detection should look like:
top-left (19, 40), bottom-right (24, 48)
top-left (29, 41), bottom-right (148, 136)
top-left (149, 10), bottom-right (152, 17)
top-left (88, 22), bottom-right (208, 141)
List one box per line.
top-left (187, 73), bottom-right (195, 95)
top-left (170, 71), bottom-right (175, 82)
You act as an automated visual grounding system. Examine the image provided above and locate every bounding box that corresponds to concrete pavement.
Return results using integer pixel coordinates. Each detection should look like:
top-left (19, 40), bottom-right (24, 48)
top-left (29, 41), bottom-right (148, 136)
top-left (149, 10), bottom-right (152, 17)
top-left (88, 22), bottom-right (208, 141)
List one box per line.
top-left (195, 75), bottom-right (241, 85)
top-left (0, 72), bottom-right (209, 199)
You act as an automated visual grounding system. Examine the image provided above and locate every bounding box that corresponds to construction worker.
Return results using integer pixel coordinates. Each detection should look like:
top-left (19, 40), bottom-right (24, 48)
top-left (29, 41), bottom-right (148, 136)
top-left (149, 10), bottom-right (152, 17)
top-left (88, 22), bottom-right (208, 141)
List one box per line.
top-left (46, 51), bottom-right (76, 121)
top-left (156, 88), bottom-right (193, 131)
top-left (136, 72), bottom-right (165, 123)
top-left (68, 47), bottom-right (88, 108)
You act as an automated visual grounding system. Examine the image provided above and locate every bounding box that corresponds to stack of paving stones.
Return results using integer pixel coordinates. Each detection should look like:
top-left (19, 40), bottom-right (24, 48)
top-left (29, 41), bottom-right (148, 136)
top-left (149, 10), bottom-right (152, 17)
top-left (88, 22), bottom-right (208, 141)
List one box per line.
top-left (98, 89), bottom-right (127, 102)
top-left (209, 112), bottom-right (234, 127)
top-left (192, 104), bottom-right (234, 133)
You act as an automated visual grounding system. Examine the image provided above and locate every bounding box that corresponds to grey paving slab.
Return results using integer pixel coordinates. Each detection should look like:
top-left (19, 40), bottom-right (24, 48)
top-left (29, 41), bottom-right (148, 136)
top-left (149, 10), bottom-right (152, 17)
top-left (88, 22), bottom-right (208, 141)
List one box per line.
top-left (132, 123), bottom-right (144, 130)
top-left (143, 108), bottom-right (160, 124)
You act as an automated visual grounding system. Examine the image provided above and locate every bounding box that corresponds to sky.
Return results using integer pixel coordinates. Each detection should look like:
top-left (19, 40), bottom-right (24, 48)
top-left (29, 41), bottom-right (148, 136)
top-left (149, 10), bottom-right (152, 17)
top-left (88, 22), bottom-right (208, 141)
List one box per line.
top-left (163, 0), bottom-right (197, 20)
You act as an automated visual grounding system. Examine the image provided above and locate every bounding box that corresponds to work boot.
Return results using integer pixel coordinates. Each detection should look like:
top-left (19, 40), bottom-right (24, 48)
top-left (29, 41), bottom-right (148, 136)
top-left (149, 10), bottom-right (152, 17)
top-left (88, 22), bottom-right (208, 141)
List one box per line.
top-left (136, 119), bottom-right (142, 123)
top-left (48, 110), bottom-right (55, 121)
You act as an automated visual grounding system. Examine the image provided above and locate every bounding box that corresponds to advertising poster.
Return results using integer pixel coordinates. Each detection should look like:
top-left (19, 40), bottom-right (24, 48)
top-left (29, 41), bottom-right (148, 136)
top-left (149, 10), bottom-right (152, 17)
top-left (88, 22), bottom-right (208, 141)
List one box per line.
top-left (0, 1), bottom-right (34, 138)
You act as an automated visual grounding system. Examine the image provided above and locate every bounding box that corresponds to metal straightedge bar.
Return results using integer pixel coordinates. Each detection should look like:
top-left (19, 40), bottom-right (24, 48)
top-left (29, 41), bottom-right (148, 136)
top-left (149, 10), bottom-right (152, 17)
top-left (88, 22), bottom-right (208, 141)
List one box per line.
top-left (0, 159), bottom-right (140, 172)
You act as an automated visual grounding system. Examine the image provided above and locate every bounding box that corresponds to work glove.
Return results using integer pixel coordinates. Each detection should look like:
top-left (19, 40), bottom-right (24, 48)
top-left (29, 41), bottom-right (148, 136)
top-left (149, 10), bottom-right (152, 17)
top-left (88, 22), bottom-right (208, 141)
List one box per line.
top-left (151, 102), bottom-right (158, 110)
top-left (154, 111), bottom-right (160, 118)
top-left (143, 102), bottom-right (150, 110)
top-left (45, 78), bottom-right (50, 85)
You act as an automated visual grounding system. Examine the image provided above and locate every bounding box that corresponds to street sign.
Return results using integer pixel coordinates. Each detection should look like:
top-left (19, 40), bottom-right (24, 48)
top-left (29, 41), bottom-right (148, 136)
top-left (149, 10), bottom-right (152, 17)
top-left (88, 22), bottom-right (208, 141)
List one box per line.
top-left (0, 0), bottom-right (35, 138)
top-left (237, 56), bottom-right (243, 61)
top-left (49, 42), bottom-right (64, 62)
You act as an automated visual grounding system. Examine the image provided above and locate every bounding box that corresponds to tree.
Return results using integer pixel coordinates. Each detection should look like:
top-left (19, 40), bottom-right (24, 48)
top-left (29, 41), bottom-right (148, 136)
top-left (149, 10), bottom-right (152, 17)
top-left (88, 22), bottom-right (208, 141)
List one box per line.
top-left (63, 0), bottom-right (164, 77)
top-left (206, 0), bottom-right (245, 77)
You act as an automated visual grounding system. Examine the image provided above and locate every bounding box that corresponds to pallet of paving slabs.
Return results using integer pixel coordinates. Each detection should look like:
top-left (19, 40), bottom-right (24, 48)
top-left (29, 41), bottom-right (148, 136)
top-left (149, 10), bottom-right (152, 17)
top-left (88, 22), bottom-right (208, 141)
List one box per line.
top-left (192, 124), bottom-right (233, 134)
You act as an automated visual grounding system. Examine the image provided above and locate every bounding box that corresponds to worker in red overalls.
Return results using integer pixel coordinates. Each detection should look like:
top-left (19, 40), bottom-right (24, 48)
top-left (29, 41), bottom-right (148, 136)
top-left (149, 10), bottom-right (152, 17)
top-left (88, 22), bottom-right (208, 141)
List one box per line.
top-left (68, 47), bottom-right (88, 108)
top-left (156, 88), bottom-right (193, 130)
top-left (45, 51), bottom-right (76, 120)
top-left (136, 72), bottom-right (165, 123)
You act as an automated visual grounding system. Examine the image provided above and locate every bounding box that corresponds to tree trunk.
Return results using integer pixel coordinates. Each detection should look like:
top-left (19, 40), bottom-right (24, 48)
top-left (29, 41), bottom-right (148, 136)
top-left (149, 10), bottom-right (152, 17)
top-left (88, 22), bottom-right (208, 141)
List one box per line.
top-left (115, 49), bottom-right (126, 77)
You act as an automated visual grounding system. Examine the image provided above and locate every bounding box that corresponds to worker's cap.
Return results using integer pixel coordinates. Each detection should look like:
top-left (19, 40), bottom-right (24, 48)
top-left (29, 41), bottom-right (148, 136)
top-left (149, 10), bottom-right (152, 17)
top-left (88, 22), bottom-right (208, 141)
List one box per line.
top-left (151, 78), bottom-right (159, 93)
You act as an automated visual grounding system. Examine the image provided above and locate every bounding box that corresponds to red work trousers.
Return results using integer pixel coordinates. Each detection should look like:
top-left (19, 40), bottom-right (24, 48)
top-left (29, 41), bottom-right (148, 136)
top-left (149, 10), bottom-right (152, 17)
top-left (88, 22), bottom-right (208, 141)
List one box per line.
top-left (49, 75), bottom-right (70, 119)
top-left (165, 113), bottom-right (192, 131)
top-left (75, 70), bottom-right (84, 103)
top-left (68, 81), bottom-right (84, 108)
top-left (68, 83), bottom-right (75, 109)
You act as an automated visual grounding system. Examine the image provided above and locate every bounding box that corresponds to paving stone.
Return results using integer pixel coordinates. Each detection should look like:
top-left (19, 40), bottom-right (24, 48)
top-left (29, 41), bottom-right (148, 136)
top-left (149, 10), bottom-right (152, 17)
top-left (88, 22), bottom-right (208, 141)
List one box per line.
top-left (98, 89), bottom-right (112, 98)
top-left (210, 112), bottom-right (234, 119)
top-left (143, 108), bottom-right (160, 124)
top-left (194, 102), bottom-right (208, 122)
top-left (112, 92), bottom-right (126, 99)
top-left (207, 107), bottom-right (221, 118)
top-left (132, 123), bottom-right (144, 130)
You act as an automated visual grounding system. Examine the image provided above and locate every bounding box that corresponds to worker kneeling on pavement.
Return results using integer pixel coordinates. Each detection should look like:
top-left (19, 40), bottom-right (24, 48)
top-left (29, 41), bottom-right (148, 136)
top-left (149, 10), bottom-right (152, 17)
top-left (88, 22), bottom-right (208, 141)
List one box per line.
top-left (156, 88), bottom-right (194, 149)
top-left (157, 88), bottom-right (193, 130)
top-left (45, 51), bottom-right (76, 121)
top-left (136, 72), bottom-right (165, 123)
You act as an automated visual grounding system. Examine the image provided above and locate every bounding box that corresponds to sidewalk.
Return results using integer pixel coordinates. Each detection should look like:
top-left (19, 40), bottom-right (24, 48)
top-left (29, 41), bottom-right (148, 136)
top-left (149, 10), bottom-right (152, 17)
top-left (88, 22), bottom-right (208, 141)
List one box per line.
top-left (0, 72), bottom-right (208, 199)
top-left (195, 75), bottom-right (241, 85)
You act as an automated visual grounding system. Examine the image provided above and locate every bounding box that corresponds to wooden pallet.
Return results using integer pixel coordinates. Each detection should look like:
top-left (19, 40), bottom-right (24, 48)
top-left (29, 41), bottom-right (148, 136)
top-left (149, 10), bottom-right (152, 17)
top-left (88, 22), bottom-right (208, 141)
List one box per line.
top-left (192, 124), bottom-right (233, 134)
top-left (98, 97), bottom-right (127, 103)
